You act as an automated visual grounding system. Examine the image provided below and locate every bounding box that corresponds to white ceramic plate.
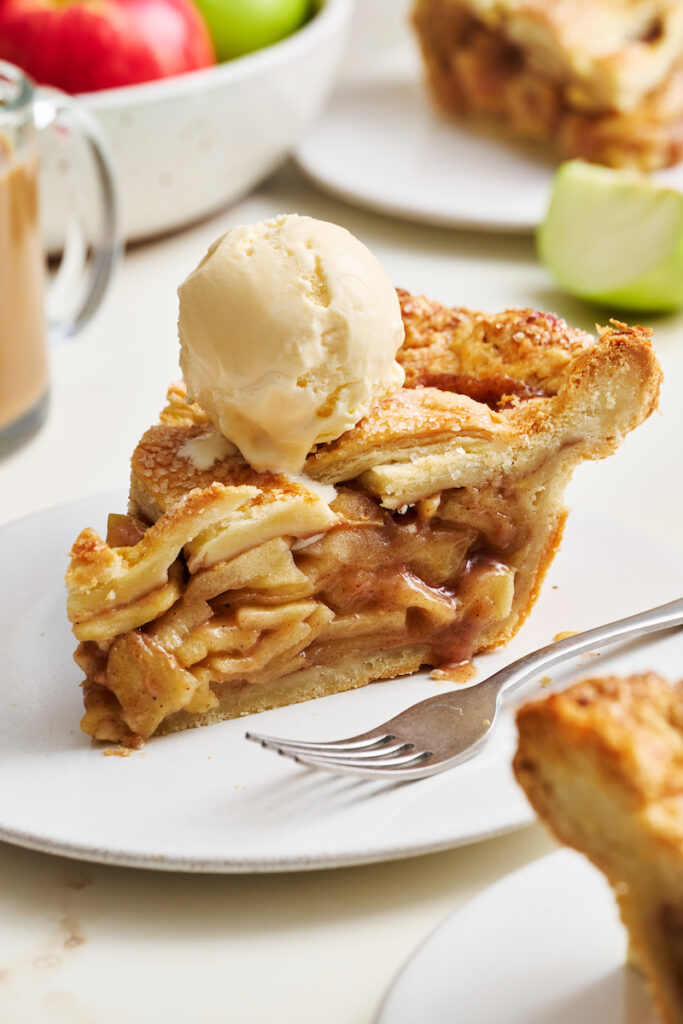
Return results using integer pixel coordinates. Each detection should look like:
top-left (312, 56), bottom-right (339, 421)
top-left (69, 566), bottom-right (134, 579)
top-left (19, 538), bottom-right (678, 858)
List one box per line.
top-left (296, 67), bottom-right (683, 232)
top-left (1, 493), bottom-right (682, 873)
top-left (377, 849), bottom-right (659, 1024)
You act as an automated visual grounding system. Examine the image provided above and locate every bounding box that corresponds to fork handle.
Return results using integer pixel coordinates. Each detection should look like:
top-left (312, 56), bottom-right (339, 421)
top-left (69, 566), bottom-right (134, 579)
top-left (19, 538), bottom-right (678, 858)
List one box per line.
top-left (486, 595), bottom-right (683, 702)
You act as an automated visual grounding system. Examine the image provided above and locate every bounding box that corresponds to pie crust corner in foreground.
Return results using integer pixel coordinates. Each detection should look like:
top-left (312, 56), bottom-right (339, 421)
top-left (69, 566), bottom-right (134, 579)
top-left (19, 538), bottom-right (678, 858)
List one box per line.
top-left (515, 673), bottom-right (683, 1024)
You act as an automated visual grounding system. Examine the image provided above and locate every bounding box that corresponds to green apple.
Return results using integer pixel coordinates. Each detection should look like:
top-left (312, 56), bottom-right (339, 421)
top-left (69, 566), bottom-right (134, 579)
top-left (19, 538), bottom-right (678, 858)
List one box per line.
top-left (193, 0), bottom-right (311, 61)
top-left (537, 160), bottom-right (683, 312)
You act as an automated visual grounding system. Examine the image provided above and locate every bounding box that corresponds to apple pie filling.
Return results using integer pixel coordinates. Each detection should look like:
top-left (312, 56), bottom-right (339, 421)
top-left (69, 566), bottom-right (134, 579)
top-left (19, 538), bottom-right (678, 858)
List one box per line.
top-left (72, 482), bottom-right (535, 746)
top-left (412, 0), bottom-right (683, 170)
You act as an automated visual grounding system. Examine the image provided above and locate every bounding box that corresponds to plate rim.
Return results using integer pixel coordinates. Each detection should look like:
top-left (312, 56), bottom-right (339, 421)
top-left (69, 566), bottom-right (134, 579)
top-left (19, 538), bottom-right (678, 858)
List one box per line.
top-left (295, 151), bottom-right (538, 234)
top-left (295, 72), bottom-right (548, 233)
top-left (0, 813), bottom-right (533, 875)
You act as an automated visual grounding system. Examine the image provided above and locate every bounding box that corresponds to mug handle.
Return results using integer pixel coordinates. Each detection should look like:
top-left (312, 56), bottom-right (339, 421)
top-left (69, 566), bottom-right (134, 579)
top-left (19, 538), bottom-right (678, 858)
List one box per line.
top-left (34, 89), bottom-right (120, 342)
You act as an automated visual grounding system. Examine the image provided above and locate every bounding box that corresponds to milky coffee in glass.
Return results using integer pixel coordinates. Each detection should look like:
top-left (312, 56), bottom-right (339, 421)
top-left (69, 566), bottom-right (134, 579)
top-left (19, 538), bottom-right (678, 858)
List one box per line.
top-left (0, 60), bottom-right (118, 456)
top-left (0, 134), bottom-right (48, 440)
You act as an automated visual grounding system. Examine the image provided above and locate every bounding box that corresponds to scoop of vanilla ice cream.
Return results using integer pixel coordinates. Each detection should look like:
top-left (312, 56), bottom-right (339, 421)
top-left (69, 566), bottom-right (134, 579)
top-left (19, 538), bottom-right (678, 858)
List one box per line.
top-left (177, 214), bottom-right (405, 474)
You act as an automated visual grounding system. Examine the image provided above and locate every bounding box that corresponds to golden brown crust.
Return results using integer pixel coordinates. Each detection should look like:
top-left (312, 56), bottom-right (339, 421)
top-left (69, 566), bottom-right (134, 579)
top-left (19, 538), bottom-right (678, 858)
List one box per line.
top-left (515, 674), bottom-right (683, 817)
top-left (307, 314), bottom-right (660, 497)
top-left (130, 423), bottom-right (312, 518)
top-left (67, 484), bottom-right (262, 619)
top-left (515, 674), bottom-right (683, 1024)
top-left (397, 289), bottom-right (594, 391)
top-left (159, 381), bottom-right (211, 427)
top-left (128, 308), bottom-right (660, 507)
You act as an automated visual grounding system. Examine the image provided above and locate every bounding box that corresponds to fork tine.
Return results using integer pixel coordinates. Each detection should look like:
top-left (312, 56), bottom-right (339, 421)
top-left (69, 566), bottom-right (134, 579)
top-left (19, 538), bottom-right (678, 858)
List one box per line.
top-left (292, 749), bottom-right (436, 770)
top-left (269, 740), bottom-right (415, 762)
top-left (288, 749), bottom-right (433, 772)
top-left (245, 730), bottom-right (395, 753)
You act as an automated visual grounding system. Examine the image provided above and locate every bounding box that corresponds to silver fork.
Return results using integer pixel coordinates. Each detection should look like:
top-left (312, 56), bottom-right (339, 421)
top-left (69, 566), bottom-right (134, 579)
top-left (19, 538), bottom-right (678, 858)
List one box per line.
top-left (245, 596), bottom-right (683, 781)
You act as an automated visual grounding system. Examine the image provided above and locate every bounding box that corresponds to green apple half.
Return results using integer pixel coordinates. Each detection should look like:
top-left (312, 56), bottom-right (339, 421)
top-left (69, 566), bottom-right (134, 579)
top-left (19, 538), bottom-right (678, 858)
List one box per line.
top-left (193, 0), bottom-right (311, 61)
top-left (537, 160), bottom-right (683, 312)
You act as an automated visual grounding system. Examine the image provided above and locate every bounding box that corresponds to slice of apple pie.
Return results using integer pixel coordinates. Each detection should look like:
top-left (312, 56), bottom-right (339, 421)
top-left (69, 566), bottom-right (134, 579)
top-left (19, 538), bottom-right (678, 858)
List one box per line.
top-left (66, 291), bottom-right (661, 745)
top-left (515, 674), bottom-right (683, 1024)
top-left (412, 0), bottom-right (683, 170)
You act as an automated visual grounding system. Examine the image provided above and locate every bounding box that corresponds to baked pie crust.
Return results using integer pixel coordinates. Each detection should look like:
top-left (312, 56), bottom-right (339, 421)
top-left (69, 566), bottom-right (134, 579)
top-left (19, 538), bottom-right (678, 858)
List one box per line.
top-left (412, 0), bottom-right (683, 170)
top-left (66, 291), bottom-right (661, 745)
top-left (515, 674), bottom-right (683, 1024)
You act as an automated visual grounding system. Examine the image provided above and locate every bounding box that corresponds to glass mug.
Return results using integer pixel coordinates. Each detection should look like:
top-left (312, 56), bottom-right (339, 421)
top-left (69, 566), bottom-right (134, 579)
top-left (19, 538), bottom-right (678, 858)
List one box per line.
top-left (0, 60), bottom-right (118, 456)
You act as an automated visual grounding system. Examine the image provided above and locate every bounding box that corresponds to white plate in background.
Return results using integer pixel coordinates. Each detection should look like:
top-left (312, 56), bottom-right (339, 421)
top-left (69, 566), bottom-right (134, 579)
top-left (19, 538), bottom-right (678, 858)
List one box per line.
top-left (1, 493), bottom-right (682, 872)
top-left (377, 849), bottom-right (659, 1024)
top-left (297, 64), bottom-right (683, 233)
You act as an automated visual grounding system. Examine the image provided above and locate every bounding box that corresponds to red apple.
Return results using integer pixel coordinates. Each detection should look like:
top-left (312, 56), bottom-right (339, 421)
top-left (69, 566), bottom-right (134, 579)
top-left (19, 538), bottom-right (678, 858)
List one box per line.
top-left (0, 0), bottom-right (216, 93)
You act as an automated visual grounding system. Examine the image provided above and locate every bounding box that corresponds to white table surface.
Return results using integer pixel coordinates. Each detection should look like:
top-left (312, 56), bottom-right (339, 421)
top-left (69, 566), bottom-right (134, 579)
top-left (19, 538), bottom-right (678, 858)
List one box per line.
top-left (2, 4), bottom-right (683, 1021)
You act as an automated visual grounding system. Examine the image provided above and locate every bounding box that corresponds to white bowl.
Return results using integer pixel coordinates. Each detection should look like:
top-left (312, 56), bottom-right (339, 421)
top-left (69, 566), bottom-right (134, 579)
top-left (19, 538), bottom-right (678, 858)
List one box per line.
top-left (41, 0), bottom-right (352, 246)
